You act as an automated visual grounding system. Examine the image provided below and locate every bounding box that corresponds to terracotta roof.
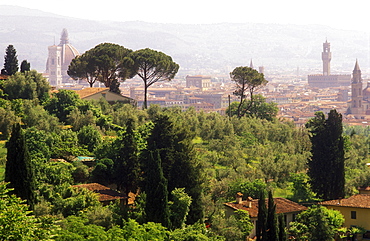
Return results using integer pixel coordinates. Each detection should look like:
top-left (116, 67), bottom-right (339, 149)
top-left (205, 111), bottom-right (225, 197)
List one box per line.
top-left (186, 75), bottom-right (211, 78)
top-left (74, 88), bottom-right (109, 99)
top-left (225, 197), bottom-right (307, 218)
top-left (320, 194), bottom-right (370, 209)
top-left (0, 74), bottom-right (8, 80)
top-left (72, 183), bottom-right (126, 202)
top-left (359, 186), bottom-right (370, 191)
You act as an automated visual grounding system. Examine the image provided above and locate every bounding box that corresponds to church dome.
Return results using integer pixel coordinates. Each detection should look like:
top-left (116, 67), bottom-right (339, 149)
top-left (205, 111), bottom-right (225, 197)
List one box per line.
top-left (61, 43), bottom-right (79, 68)
top-left (59, 28), bottom-right (80, 69)
top-left (59, 29), bottom-right (80, 65)
top-left (46, 28), bottom-right (80, 85)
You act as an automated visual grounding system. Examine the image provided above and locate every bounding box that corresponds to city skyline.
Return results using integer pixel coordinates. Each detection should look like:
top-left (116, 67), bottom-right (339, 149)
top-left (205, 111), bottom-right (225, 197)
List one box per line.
top-left (3, 0), bottom-right (370, 32)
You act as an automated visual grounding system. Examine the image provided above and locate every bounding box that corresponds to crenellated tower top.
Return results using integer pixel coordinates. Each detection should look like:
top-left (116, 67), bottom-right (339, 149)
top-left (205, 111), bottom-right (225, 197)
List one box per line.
top-left (322, 39), bottom-right (332, 76)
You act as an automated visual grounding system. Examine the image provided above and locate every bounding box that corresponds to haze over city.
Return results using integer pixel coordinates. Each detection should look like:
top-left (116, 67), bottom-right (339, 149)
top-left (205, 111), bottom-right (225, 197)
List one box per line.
top-left (2, 2), bottom-right (370, 239)
top-left (4, 0), bottom-right (370, 32)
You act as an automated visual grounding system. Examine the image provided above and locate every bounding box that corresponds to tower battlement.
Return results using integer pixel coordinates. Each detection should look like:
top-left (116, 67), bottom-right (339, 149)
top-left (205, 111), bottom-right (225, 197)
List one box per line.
top-left (308, 40), bottom-right (350, 88)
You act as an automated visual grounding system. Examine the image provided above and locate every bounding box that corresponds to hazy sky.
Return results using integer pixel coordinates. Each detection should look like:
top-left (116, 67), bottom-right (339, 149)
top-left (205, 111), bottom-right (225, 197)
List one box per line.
top-left (3, 0), bottom-right (370, 32)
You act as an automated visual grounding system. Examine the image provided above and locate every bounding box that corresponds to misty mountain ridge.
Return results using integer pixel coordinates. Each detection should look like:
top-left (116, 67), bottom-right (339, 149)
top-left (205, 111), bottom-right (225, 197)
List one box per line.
top-left (0, 5), bottom-right (368, 77)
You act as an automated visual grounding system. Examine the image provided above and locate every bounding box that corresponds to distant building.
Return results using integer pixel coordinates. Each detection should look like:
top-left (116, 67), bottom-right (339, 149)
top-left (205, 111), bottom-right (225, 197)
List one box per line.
top-left (307, 40), bottom-right (351, 88)
top-left (190, 93), bottom-right (229, 109)
top-left (185, 75), bottom-right (212, 91)
top-left (349, 60), bottom-right (363, 115)
top-left (45, 29), bottom-right (79, 86)
top-left (347, 60), bottom-right (370, 116)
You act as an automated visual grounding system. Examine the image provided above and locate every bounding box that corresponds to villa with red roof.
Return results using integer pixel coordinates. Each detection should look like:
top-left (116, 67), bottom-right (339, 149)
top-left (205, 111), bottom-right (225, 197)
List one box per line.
top-left (74, 87), bottom-right (136, 105)
top-left (320, 190), bottom-right (370, 238)
top-left (224, 193), bottom-right (307, 238)
top-left (72, 183), bottom-right (127, 206)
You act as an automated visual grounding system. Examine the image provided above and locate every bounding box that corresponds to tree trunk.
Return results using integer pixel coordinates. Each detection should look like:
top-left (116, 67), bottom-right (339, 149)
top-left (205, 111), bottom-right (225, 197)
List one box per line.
top-left (144, 84), bottom-right (148, 109)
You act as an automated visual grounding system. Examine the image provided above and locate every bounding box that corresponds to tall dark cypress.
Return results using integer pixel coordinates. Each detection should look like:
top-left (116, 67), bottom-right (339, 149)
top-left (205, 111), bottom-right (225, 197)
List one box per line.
top-left (115, 119), bottom-right (140, 195)
top-left (168, 125), bottom-right (204, 224)
top-left (306, 110), bottom-right (344, 200)
top-left (256, 190), bottom-right (267, 241)
top-left (278, 214), bottom-right (287, 241)
top-left (20, 60), bottom-right (30, 73)
top-left (5, 123), bottom-right (36, 207)
top-left (144, 150), bottom-right (171, 228)
top-left (325, 110), bottom-right (345, 200)
top-left (1, 45), bottom-right (18, 75)
top-left (146, 113), bottom-right (204, 223)
top-left (266, 191), bottom-right (278, 241)
top-left (146, 114), bottom-right (175, 179)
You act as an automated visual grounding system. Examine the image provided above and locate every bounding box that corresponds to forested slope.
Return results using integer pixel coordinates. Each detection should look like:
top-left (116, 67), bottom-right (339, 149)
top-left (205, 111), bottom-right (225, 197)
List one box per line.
top-left (1, 71), bottom-right (370, 239)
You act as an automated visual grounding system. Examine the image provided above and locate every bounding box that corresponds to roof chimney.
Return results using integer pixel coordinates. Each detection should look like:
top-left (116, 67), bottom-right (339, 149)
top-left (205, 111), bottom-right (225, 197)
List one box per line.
top-left (236, 192), bottom-right (243, 204)
top-left (247, 196), bottom-right (253, 208)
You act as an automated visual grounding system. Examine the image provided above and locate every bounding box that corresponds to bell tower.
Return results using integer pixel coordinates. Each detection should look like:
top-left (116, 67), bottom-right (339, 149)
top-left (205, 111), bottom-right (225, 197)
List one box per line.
top-left (46, 45), bottom-right (62, 86)
top-left (322, 40), bottom-right (331, 76)
top-left (350, 60), bottom-right (363, 115)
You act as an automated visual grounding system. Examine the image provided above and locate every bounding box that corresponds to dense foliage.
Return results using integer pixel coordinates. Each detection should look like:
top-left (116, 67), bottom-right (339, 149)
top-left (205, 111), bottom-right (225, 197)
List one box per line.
top-left (306, 110), bottom-right (345, 200)
top-left (0, 55), bottom-right (369, 239)
top-left (289, 205), bottom-right (344, 240)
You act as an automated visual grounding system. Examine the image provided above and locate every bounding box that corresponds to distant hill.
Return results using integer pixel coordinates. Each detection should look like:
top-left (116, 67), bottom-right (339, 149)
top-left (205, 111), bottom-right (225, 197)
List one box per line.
top-left (0, 5), bottom-right (368, 76)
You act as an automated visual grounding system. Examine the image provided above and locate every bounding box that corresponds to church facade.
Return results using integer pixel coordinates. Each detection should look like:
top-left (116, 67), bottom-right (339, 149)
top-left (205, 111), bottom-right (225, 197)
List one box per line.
top-left (348, 60), bottom-right (370, 116)
top-left (308, 40), bottom-right (351, 88)
top-left (45, 29), bottom-right (79, 86)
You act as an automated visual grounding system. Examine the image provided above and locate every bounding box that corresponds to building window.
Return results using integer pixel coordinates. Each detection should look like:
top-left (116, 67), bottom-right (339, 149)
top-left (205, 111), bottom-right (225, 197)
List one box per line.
top-left (351, 211), bottom-right (356, 219)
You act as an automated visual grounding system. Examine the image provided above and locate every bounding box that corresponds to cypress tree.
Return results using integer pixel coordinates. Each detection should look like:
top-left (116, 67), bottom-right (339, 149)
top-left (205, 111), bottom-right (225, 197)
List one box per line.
top-left (306, 110), bottom-right (345, 200)
top-left (20, 60), bottom-right (30, 73)
top-left (5, 123), bottom-right (36, 207)
top-left (168, 124), bottom-right (204, 224)
top-left (144, 150), bottom-right (171, 228)
top-left (278, 214), bottom-right (287, 241)
top-left (146, 113), bottom-right (204, 224)
top-left (266, 190), bottom-right (278, 241)
top-left (1, 45), bottom-right (18, 75)
top-left (256, 190), bottom-right (267, 241)
top-left (115, 119), bottom-right (140, 195)
top-left (146, 114), bottom-right (175, 179)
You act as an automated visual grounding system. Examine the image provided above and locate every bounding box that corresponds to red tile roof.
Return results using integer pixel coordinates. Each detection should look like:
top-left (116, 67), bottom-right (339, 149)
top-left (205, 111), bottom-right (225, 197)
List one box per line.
top-left (72, 183), bottom-right (126, 202)
top-left (74, 88), bottom-right (109, 99)
top-left (225, 197), bottom-right (307, 218)
top-left (320, 194), bottom-right (370, 209)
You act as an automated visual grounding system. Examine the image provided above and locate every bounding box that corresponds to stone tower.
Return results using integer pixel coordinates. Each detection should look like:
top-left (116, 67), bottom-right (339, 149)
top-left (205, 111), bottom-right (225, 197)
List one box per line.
top-left (46, 45), bottom-right (63, 86)
top-left (350, 60), bottom-right (363, 115)
top-left (46, 29), bottom-right (79, 86)
top-left (322, 40), bottom-right (332, 76)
